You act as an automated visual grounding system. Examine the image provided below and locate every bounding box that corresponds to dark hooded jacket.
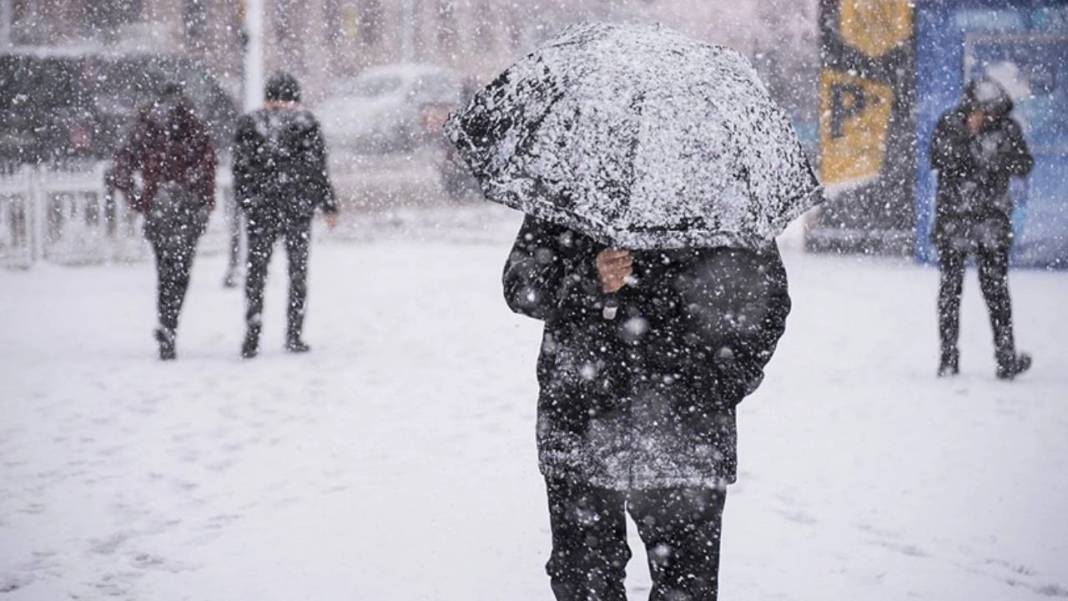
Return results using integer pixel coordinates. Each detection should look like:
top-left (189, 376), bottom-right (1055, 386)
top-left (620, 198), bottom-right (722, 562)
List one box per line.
top-left (111, 91), bottom-right (217, 212)
top-left (929, 78), bottom-right (1033, 250)
top-left (504, 216), bottom-right (790, 490)
top-left (232, 106), bottom-right (337, 220)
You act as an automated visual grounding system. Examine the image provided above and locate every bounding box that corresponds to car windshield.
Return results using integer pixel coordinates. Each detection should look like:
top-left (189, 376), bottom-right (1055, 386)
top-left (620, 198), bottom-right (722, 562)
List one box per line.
top-left (348, 75), bottom-right (404, 98)
top-left (415, 73), bottom-right (461, 102)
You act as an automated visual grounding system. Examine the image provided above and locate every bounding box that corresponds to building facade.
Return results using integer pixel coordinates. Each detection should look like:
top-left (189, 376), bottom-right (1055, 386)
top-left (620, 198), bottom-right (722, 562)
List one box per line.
top-left (3, 0), bottom-right (560, 102)
top-left (4, 0), bottom-right (818, 108)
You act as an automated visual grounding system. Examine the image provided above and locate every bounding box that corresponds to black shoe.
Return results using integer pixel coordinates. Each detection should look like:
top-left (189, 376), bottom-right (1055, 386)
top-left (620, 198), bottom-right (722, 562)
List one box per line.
top-left (241, 331), bottom-right (260, 359)
top-left (155, 328), bottom-right (176, 361)
top-left (937, 349), bottom-right (959, 377)
top-left (285, 338), bottom-right (311, 353)
top-left (996, 353), bottom-right (1031, 380)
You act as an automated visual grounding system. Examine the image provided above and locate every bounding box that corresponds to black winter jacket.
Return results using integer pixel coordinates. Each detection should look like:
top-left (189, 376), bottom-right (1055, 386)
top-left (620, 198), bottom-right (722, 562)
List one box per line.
top-left (930, 82), bottom-right (1033, 250)
top-left (233, 106), bottom-right (337, 220)
top-left (504, 216), bottom-right (790, 490)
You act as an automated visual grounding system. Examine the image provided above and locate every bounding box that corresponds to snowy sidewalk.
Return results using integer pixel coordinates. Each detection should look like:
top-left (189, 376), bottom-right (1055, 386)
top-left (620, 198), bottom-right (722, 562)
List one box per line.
top-left (2, 216), bottom-right (1067, 600)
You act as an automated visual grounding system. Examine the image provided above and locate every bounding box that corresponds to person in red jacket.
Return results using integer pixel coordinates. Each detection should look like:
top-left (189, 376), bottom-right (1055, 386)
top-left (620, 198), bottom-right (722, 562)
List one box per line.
top-left (112, 82), bottom-right (217, 360)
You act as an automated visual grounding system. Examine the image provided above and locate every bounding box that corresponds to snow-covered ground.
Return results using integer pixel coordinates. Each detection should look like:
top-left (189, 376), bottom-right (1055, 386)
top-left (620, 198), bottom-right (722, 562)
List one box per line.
top-left (2, 210), bottom-right (1067, 600)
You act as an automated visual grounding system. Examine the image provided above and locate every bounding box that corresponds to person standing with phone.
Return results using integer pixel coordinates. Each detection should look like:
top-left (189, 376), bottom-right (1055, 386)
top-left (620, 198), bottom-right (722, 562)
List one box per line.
top-left (929, 77), bottom-right (1034, 379)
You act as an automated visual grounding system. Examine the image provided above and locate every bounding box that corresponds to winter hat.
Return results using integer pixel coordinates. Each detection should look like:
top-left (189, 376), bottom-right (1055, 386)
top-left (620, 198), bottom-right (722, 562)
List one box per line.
top-left (149, 81), bottom-right (190, 132)
top-left (159, 81), bottom-right (185, 99)
top-left (963, 77), bottom-right (1012, 116)
top-left (265, 72), bottom-right (301, 103)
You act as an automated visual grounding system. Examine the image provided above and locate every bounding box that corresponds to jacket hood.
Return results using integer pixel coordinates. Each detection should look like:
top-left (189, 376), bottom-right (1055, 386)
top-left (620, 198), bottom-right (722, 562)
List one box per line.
top-left (142, 92), bottom-right (203, 143)
top-left (266, 72), bottom-right (302, 103)
top-left (961, 77), bottom-right (1013, 117)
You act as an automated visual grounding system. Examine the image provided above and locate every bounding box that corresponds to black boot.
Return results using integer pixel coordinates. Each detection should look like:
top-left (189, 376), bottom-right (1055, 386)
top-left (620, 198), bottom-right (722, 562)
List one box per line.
top-left (285, 336), bottom-right (311, 353)
top-left (155, 327), bottom-right (176, 361)
top-left (241, 326), bottom-right (261, 359)
top-left (285, 320), bottom-right (309, 353)
top-left (996, 353), bottom-right (1031, 380)
top-left (222, 269), bottom-right (240, 288)
top-left (937, 349), bottom-right (959, 377)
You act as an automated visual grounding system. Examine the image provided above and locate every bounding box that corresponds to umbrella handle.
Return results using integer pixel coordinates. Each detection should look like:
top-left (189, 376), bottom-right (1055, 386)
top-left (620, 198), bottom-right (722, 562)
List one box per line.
top-left (602, 294), bottom-right (619, 320)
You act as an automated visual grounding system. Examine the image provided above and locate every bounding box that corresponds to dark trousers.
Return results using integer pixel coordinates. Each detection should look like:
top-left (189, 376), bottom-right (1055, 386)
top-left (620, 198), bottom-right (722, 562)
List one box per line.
top-left (145, 186), bottom-right (207, 333)
top-left (937, 244), bottom-right (1016, 364)
top-left (244, 213), bottom-right (311, 341)
top-left (150, 239), bottom-right (197, 332)
top-left (545, 478), bottom-right (726, 601)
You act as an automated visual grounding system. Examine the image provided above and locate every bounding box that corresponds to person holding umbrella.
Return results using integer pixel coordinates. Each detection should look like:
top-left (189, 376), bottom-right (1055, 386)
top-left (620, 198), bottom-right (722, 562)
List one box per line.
top-left (447, 23), bottom-right (820, 601)
top-left (112, 82), bottom-right (217, 360)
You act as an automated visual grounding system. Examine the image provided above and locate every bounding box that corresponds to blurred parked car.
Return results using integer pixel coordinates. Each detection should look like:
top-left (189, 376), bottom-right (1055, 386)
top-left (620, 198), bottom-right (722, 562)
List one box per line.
top-left (0, 50), bottom-right (238, 164)
top-left (438, 77), bottom-right (482, 200)
top-left (317, 63), bottom-right (464, 155)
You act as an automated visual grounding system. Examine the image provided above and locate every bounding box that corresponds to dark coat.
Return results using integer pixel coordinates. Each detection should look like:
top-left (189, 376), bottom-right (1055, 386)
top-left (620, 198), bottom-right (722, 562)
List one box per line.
top-left (232, 106), bottom-right (337, 221)
top-left (111, 96), bottom-right (217, 212)
top-left (930, 80), bottom-right (1033, 250)
top-left (504, 216), bottom-right (790, 490)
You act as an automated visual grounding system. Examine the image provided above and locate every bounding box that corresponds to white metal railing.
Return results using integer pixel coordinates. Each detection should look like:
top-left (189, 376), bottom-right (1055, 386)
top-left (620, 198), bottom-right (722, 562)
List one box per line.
top-left (0, 163), bottom-right (35, 268)
top-left (0, 160), bottom-right (234, 269)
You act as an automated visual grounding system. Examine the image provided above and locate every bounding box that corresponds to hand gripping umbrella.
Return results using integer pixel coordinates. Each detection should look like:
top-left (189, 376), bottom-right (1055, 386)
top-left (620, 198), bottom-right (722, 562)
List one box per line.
top-left (446, 22), bottom-right (822, 316)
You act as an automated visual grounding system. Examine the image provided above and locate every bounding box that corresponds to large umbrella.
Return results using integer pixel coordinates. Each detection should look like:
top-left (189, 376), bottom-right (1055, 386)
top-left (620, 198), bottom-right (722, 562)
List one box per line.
top-left (445, 22), bottom-right (821, 250)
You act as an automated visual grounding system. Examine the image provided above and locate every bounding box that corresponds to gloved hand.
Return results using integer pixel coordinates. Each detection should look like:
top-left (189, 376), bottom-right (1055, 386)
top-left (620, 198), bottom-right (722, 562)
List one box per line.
top-left (970, 131), bottom-right (1005, 172)
top-left (127, 190), bottom-right (146, 213)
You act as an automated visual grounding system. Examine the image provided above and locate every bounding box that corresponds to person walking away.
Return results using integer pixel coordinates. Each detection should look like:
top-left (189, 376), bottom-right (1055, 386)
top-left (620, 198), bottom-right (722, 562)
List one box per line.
top-left (233, 72), bottom-right (338, 358)
top-left (929, 77), bottom-right (1034, 379)
top-left (446, 24), bottom-right (819, 598)
top-left (112, 83), bottom-right (217, 360)
top-left (504, 217), bottom-right (791, 600)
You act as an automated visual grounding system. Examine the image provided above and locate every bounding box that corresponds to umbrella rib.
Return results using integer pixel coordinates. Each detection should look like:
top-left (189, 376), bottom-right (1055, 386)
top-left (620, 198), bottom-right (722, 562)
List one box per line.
top-left (501, 86), bottom-right (568, 180)
top-left (616, 91), bottom-right (645, 235)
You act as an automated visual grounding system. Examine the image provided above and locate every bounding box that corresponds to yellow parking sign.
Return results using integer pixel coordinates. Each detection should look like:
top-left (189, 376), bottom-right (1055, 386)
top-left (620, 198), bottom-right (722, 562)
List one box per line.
top-left (840, 0), bottom-right (912, 58)
top-left (819, 69), bottom-right (894, 185)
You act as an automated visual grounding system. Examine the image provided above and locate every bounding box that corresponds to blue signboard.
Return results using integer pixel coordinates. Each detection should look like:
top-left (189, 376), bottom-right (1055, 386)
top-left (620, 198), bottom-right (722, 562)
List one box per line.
top-left (914, 2), bottom-right (1068, 268)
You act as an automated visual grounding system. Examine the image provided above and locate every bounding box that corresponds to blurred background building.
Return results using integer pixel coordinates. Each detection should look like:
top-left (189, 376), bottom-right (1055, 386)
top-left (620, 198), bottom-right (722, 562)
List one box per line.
top-left (0, 0), bottom-right (819, 120)
top-left (1, 0), bottom-right (821, 216)
top-left (3, 1), bottom-right (1065, 266)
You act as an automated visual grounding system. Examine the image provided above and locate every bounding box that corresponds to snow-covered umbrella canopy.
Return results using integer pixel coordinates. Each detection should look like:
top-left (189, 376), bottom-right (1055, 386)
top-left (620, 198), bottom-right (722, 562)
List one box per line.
top-left (446, 22), bottom-right (822, 250)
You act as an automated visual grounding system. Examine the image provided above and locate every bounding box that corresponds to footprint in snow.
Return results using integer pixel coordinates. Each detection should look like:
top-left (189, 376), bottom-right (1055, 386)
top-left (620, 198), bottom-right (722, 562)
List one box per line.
top-left (129, 552), bottom-right (196, 573)
top-left (983, 559), bottom-right (1068, 598)
top-left (91, 571), bottom-right (141, 598)
top-left (1036, 583), bottom-right (1068, 598)
top-left (854, 522), bottom-right (900, 540)
top-left (89, 531), bottom-right (132, 556)
top-left (206, 458), bottom-right (237, 472)
top-left (775, 508), bottom-right (818, 525)
top-left (204, 513), bottom-right (241, 530)
top-left (0, 572), bottom-right (33, 594)
top-left (985, 558), bottom-right (1035, 576)
top-left (18, 502), bottom-right (46, 515)
top-left (871, 540), bottom-right (928, 558)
